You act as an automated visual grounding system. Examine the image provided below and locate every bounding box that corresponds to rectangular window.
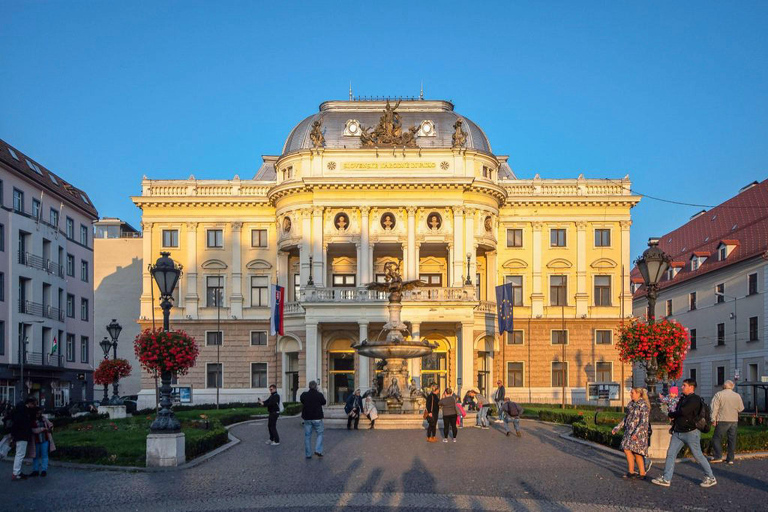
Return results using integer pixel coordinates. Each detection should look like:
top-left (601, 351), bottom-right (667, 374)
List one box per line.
top-left (717, 323), bottom-right (725, 346)
top-left (66, 334), bottom-right (75, 362)
top-left (594, 276), bottom-right (611, 306)
top-left (13, 188), bottom-right (24, 213)
top-left (594, 229), bottom-right (610, 247)
top-left (690, 328), bottom-right (697, 350)
top-left (552, 362), bottom-right (568, 387)
top-left (719, 246), bottom-right (727, 261)
top-left (333, 274), bottom-right (356, 287)
top-left (205, 331), bottom-right (223, 346)
top-left (663, 299), bottom-right (672, 317)
top-left (716, 366), bottom-right (725, 386)
top-left (0, 321), bottom-right (4, 356)
top-left (715, 283), bottom-right (725, 303)
top-left (551, 330), bottom-right (568, 345)
top-left (206, 276), bottom-right (224, 307)
top-left (505, 275), bottom-right (523, 306)
top-left (689, 292), bottom-right (697, 311)
top-left (596, 362), bottom-right (613, 382)
top-left (550, 275), bottom-right (567, 306)
top-left (0, 224), bottom-right (4, 251)
top-left (81, 260), bottom-right (89, 282)
top-left (49, 208), bottom-right (59, 227)
top-left (507, 330), bottom-right (524, 345)
top-left (595, 330), bottom-right (612, 345)
top-left (748, 273), bottom-right (758, 295)
top-left (506, 229), bottom-right (523, 248)
top-left (81, 298), bottom-right (88, 321)
top-left (749, 316), bottom-right (758, 341)
top-left (206, 363), bottom-right (223, 388)
top-left (207, 229), bottom-right (223, 248)
top-left (80, 336), bottom-right (89, 363)
top-left (162, 229), bottom-right (179, 248)
top-left (250, 276), bottom-right (269, 307)
top-left (66, 294), bottom-right (75, 318)
top-left (293, 273), bottom-right (300, 302)
top-left (66, 218), bottom-right (74, 239)
top-left (80, 225), bottom-right (88, 246)
top-left (507, 362), bottom-right (524, 388)
top-left (251, 229), bottom-right (268, 248)
top-left (0, 272), bottom-right (4, 302)
top-left (420, 274), bottom-right (442, 286)
top-left (690, 368), bottom-right (697, 382)
top-left (251, 331), bottom-right (267, 346)
top-left (32, 199), bottom-right (41, 220)
top-left (66, 254), bottom-right (75, 276)
top-left (550, 228), bottom-right (566, 247)
top-left (251, 363), bottom-right (268, 388)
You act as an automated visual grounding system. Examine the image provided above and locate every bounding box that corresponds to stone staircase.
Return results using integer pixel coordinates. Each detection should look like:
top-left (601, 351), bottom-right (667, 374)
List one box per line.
top-left (322, 405), bottom-right (480, 430)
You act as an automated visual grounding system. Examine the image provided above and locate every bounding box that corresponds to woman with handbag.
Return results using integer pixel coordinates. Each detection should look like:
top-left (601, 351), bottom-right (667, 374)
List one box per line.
top-left (424, 384), bottom-right (440, 442)
top-left (612, 387), bottom-right (651, 480)
top-left (344, 389), bottom-right (363, 430)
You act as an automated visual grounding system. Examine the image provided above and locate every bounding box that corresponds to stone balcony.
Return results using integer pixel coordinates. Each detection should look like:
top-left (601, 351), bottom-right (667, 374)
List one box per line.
top-left (298, 286), bottom-right (479, 304)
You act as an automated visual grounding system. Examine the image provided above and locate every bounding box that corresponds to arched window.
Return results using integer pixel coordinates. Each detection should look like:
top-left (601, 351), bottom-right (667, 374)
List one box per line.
top-left (421, 338), bottom-right (449, 391)
top-left (328, 338), bottom-right (355, 404)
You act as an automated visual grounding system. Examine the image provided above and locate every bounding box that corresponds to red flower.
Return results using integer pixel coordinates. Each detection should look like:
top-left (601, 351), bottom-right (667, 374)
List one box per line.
top-left (134, 329), bottom-right (199, 376)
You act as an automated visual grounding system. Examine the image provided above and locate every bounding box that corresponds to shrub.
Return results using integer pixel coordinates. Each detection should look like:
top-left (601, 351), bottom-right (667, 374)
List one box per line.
top-left (50, 413), bottom-right (109, 429)
top-left (283, 402), bottom-right (302, 416)
top-left (186, 426), bottom-right (229, 459)
top-left (538, 409), bottom-right (585, 424)
top-left (572, 420), bottom-right (623, 449)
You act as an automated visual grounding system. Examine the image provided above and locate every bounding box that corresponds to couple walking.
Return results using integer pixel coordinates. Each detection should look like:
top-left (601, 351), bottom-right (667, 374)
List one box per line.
top-left (424, 384), bottom-right (461, 443)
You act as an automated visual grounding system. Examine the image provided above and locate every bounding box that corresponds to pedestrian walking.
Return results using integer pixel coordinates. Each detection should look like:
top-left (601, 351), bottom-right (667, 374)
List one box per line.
top-left (10, 398), bottom-right (37, 481)
top-left (493, 380), bottom-right (506, 420)
top-left (425, 384), bottom-right (440, 442)
top-left (300, 381), bottom-right (326, 459)
top-left (501, 397), bottom-right (523, 437)
top-left (652, 379), bottom-right (717, 488)
top-left (29, 408), bottom-right (55, 477)
top-left (257, 384), bottom-right (281, 446)
top-left (612, 387), bottom-right (650, 479)
top-left (345, 389), bottom-right (363, 430)
top-left (363, 396), bottom-right (378, 429)
top-left (710, 380), bottom-right (744, 465)
top-left (439, 388), bottom-right (458, 443)
top-left (474, 391), bottom-right (490, 429)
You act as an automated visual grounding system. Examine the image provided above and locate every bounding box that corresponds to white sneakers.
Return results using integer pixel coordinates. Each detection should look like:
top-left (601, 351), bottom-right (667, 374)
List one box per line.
top-left (700, 477), bottom-right (717, 488)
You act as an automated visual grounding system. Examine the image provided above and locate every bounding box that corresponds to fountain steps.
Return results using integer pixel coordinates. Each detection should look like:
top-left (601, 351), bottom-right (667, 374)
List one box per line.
top-left (320, 406), bottom-right (480, 430)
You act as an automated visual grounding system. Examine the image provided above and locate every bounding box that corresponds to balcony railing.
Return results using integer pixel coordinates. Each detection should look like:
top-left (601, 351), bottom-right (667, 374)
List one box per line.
top-left (18, 300), bottom-right (65, 322)
top-left (476, 300), bottom-right (497, 313)
top-left (20, 351), bottom-right (65, 368)
top-left (18, 251), bottom-right (64, 277)
top-left (300, 287), bottom-right (476, 303)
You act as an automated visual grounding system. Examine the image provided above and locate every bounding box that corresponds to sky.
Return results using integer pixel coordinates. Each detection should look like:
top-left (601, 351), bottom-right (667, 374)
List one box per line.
top-left (2, 1), bottom-right (767, 258)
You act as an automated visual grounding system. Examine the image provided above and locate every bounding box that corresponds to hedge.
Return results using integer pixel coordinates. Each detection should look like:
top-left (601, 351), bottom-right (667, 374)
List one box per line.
top-left (50, 413), bottom-right (109, 429)
top-left (136, 401), bottom-right (302, 417)
top-left (537, 409), bottom-right (587, 425)
top-left (186, 425), bottom-right (229, 460)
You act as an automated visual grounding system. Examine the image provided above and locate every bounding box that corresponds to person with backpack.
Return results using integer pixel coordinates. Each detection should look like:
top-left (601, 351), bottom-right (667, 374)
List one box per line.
top-left (257, 384), bottom-right (281, 446)
top-left (652, 378), bottom-right (717, 488)
top-left (710, 380), bottom-right (744, 465)
top-left (500, 397), bottom-right (523, 437)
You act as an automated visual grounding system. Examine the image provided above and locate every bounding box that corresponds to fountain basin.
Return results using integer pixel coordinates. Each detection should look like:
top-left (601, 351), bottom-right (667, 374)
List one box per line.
top-left (352, 340), bottom-right (437, 359)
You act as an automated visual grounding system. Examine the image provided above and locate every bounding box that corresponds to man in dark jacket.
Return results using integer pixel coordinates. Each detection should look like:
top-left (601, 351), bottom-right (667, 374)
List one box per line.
top-left (300, 381), bottom-right (326, 459)
top-left (257, 385), bottom-right (281, 446)
top-left (425, 384), bottom-right (440, 442)
top-left (11, 398), bottom-right (37, 481)
top-left (344, 389), bottom-right (363, 430)
top-left (494, 380), bottom-right (506, 421)
top-left (652, 379), bottom-right (716, 488)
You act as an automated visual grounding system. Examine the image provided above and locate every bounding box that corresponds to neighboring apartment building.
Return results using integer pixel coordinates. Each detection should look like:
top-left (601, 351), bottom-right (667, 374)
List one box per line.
top-left (632, 180), bottom-right (768, 410)
top-left (0, 139), bottom-right (98, 409)
top-left (133, 98), bottom-right (639, 409)
top-left (93, 218), bottom-right (142, 396)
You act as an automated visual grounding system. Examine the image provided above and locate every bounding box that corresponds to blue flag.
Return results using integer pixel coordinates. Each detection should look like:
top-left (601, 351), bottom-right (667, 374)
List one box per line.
top-left (496, 283), bottom-right (514, 333)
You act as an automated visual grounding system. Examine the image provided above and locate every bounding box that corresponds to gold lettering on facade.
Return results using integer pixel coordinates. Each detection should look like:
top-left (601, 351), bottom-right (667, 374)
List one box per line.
top-left (342, 162), bottom-right (436, 170)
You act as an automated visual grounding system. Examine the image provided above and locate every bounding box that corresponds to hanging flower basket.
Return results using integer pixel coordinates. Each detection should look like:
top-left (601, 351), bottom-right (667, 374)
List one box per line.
top-left (94, 358), bottom-right (132, 386)
top-left (616, 318), bottom-right (690, 380)
top-left (134, 328), bottom-right (199, 376)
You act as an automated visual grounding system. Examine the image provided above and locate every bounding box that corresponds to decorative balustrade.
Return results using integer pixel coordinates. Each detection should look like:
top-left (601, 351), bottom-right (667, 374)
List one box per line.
top-left (403, 287), bottom-right (476, 301)
top-left (502, 179), bottom-right (630, 197)
top-left (299, 287), bottom-right (476, 303)
top-left (476, 300), bottom-right (497, 313)
top-left (144, 181), bottom-right (272, 198)
top-left (284, 301), bottom-right (303, 314)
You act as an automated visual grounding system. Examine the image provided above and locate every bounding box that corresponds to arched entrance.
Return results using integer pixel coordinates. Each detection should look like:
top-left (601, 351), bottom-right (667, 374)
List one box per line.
top-left (328, 337), bottom-right (355, 404)
top-left (421, 337), bottom-right (450, 392)
top-left (278, 336), bottom-right (302, 402)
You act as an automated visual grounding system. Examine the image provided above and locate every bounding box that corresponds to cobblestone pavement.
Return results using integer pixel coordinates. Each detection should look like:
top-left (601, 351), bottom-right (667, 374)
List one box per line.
top-left (1, 417), bottom-right (767, 511)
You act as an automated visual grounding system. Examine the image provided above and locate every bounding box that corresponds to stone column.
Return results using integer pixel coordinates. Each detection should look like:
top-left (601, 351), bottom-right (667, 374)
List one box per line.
top-left (305, 322), bottom-right (319, 388)
top-left (531, 222), bottom-right (544, 317)
top-left (410, 322), bottom-right (422, 380)
top-left (465, 209), bottom-right (476, 288)
top-left (300, 209), bottom-right (311, 287)
top-left (486, 250), bottom-right (497, 301)
top-left (360, 207), bottom-right (370, 285)
top-left (459, 322), bottom-right (474, 396)
top-left (447, 242), bottom-right (453, 288)
top-left (414, 242), bottom-right (421, 281)
top-left (140, 222), bottom-right (154, 319)
top-left (230, 222), bottom-right (243, 318)
top-left (184, 222), bottom-right (198, 318)
top-left (322, 243), bottom-right (330, 287)
top-left (368, 243), bottom-right (375, 283)
top-left (407, 207), bottom-right (416, 280)
top-left (355, 243), bottom-right (362, 283)
top-left (312, 207), bottom-right (324, 287)
top-left (620, 220), bottom-right (632, 316)
top-left (452, 207), bottom-right (465, 286)
top-left (358, 322), bottom-right (370, 392)
top-left (576, 221), bottom-right (588, 317)
top-left (401, 243), bottom-right (408, 280)
top-left (277, 251), bottom-right (289, 289)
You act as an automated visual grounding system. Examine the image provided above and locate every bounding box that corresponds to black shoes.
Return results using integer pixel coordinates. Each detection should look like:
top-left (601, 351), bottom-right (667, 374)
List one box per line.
top-left (314, 452), bottom-right (323, 457)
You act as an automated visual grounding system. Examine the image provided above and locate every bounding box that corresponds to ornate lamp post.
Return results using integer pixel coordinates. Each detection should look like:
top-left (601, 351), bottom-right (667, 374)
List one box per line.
top-left (149, 252), bottom-right (183, 432)
top-left (106, 319), bottom-right (123, 404)
top-left (635, 238), bottom-right (671, 423)
top-left (99, 336), bottom-right (113, 404)
top-left (465, 253), bottom-right (472, 286)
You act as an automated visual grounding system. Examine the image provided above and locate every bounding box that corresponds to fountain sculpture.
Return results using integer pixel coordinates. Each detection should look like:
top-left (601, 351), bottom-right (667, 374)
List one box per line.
top-left (353, 262), bottom-right (437, 413)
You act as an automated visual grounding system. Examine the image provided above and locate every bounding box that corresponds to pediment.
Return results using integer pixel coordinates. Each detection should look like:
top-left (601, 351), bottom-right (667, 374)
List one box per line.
top-left (201, 259), bottom-right (228, 270)
top-left (590, 258), bottom-right (617, 269)
top-left (502, 258), bottom-right (528, 270)
top-left (246, 259), bottom-right (273, 270)
top-left (546, 258), bottom-right (573, 269)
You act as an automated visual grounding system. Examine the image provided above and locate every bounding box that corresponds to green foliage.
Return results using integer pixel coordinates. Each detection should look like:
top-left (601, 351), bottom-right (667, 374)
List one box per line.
top-left (185, 426), bottom-right (229, 459)
top-left (49, 413), bottom-right (109, 429)
top-left (283, 402), bottom-right (302, 416)
top-left (572, 420), bottom-right (624, 449)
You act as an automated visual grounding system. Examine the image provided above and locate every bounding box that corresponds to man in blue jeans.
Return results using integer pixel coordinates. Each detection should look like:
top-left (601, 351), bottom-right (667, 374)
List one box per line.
top-left (652, 378), bottom-right (717, 488)
top-left (300, 380), bottom-right (326, 459)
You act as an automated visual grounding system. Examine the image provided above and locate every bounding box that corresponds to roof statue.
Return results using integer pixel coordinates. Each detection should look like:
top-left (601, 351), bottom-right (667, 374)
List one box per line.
top-left (309, 119), bottom-right (325, 148)
top-left (359, 100), bottom-right (420, 148)
top-left (452, 118), bottom-right (468, 148)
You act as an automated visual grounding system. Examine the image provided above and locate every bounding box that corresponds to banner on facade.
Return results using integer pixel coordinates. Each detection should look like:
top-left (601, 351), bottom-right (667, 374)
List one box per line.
top-left (495, 283), bottom-right (514, 334)
top-left (270, 284), bottom-right (285, 336)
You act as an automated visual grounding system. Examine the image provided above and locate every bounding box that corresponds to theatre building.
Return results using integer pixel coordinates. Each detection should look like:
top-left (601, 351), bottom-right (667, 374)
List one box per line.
top-left (133, 98), bottom-right (639, 409)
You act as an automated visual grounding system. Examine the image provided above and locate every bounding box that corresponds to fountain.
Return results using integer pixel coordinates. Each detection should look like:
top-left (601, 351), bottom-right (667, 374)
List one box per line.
top-left (352, 262), bottom-right (437, 413)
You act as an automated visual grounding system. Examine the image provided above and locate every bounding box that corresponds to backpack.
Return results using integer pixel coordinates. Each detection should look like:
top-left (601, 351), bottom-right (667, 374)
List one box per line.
top-left (695, 397), bottom-right (711, 434)
top-left (278, 395), bottom-right (284, 413)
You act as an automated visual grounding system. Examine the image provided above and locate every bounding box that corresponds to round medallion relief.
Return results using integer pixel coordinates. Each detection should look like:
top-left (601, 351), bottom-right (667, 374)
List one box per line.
top-left (334, 212), bottom-right (350, 231)
top-left (380, 213), bottom-right (396, 230)
top-left (282, 217), bottom-right (292, 233)
top-left (484, 216), bottom-right (493, 232)
top-left (427, 212), bottom-right (442, 230)
top-left (440, 161), bottom-right (450, 170)
top-left (327, 161), bottom-right (337, 170)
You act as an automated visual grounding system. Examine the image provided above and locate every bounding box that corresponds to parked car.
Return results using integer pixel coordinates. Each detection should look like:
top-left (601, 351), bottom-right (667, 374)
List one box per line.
top-left (121, 396), bottom-right (138, 414)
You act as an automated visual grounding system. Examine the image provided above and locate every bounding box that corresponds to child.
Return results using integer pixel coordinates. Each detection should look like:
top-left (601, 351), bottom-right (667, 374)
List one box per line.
top-left (659, 386), bottom-right (679, 414)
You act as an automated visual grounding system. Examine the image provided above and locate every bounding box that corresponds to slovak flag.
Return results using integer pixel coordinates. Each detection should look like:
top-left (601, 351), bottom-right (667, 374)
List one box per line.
top-left (270, 284), bottom-right (285, 336)
top-left (50, 336), bottom-right (58, 355)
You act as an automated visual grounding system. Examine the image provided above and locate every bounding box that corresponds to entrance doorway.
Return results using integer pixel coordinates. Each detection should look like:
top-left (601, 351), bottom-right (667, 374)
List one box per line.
top-left (328, 338), bottom-right (355, 404)
top-left (477, 351), bottom-right (491, 397)
top-left (285, 352), bottom-right (299, 402)
top-left (421, 338), bottom-right (449, 393)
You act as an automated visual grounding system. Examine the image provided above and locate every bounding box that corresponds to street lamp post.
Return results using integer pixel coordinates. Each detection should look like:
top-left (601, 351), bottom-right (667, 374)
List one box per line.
top-left (149, 252), bottom-right (183, 433)
top-left (106, 319), bottom-right (123, 404)
top-left (716, 291), bottom-right (739, 384)
top-left (99, 337), bottom-right (112, 404)
top-left (465, 253), bottom-right (472, 286)
top-left (635, 238), bottom-right (672, 423)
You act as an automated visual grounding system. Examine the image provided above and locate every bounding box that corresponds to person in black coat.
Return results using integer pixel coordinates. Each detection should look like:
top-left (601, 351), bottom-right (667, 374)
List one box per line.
top-left (425, 384), bottom-right (440, 442)
top-left (11, 398), bottom-right (36, 480)
top-left (344, 389), bottom-right (363, 430)
top-left (257, 385), bottom-right (281, 446)
top-left (300, 381), bottom-right (327, 459)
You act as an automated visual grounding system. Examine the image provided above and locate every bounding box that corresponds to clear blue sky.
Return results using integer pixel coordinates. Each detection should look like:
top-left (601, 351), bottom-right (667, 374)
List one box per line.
top-left (2, 1), bottom-right (767, 258)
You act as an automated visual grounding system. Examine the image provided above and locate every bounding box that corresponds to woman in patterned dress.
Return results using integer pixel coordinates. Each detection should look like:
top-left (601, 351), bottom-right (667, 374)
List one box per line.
top-left (612, 387), bottom-right (651, 479)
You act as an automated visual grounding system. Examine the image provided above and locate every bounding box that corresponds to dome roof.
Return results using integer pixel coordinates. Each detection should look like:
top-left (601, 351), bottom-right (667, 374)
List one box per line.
top-left (282, 99), bottom-right (492, 155)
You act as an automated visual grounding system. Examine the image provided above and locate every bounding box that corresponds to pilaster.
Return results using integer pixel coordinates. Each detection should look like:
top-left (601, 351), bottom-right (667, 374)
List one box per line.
top-left (452, 207), bottom-right (465, 286)
top-left (141, 222), bottom-right (154, 318)
top-left (360, 207), bottom-right (370, 285)
top-left (407, 206), bottom-right (416, 280)
top-left (531, 221), bottom-right (544, 317)
top-left (230, 222), bottom-right (243, 318)
top-left (300, 209), bottom-right (312, 287)
top-left (312, 207), bottom-right (324, 287)
top-left (576, 221), bottom-right (588, 317)
top-left (185, 222), bottom-right (199, 318)
top-left (358, 322), bottom-right (370, 393)
top-left (620, 220), bottom-right (632, 316)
